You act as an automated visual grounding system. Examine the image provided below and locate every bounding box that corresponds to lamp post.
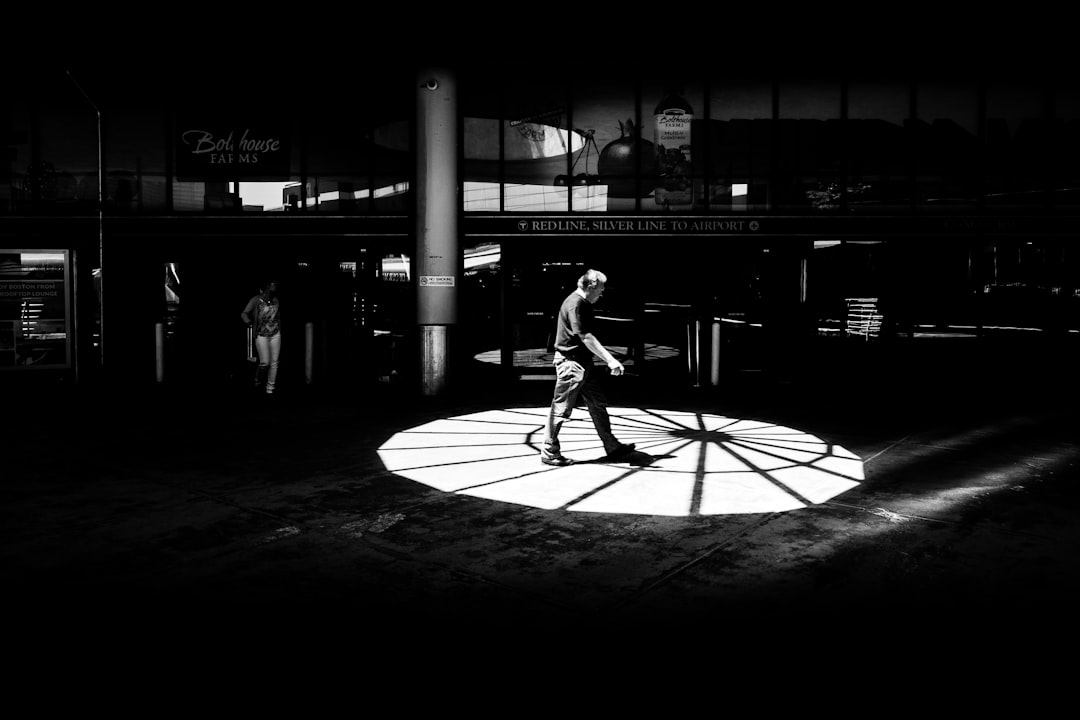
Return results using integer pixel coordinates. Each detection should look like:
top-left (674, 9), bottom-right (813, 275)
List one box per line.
top-left (66, 69), bottom-right (104, 371)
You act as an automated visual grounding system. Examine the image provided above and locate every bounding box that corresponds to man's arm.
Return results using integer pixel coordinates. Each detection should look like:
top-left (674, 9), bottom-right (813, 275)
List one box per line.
top-left (581, 332), bottom-right (624, 376)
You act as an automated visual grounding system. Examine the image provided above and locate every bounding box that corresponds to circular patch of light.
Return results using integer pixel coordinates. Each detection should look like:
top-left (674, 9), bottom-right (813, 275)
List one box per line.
top-left (376, 407), bottom-right (863, 516)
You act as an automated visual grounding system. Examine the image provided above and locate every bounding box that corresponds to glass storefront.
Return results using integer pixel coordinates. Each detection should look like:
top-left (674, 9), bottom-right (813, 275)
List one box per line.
top-left (3, 65), bottom-right (1079, 391)
top-left (5, 69), bottom-right (1074, 218)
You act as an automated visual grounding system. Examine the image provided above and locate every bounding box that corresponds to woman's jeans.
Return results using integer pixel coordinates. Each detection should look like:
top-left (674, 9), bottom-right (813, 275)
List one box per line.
top-left (255, 332), bottom-right (281, 393)
top-left (542, 356), bottom-right (619, 459)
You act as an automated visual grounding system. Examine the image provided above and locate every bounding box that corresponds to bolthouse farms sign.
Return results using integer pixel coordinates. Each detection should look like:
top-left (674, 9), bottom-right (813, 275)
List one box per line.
top-left (175, 118), bottom-right (290, 181)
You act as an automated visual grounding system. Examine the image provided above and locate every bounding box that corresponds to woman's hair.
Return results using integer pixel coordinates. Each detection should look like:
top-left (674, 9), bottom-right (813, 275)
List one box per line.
top-left (577, 269), bottom-right (607, 290)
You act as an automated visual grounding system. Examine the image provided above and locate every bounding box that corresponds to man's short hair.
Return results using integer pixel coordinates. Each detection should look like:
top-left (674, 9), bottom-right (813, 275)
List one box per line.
top-left (578, 269), bottom-right (607, 290)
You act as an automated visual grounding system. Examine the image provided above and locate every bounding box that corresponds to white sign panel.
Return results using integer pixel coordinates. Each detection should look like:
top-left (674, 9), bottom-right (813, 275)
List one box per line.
top-left (419, 276), bottom-right (455, 287)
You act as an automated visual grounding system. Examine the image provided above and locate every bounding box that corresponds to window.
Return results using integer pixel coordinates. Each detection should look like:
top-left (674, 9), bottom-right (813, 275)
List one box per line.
top-left (707, 80), bottom-right (773, 212)
top-left (777, 79), bottom-right (842, 213)
top-left (848, 81), bottom-right (911, 211)
top-left (916, 81), bottom-right (980, 211)
top-left (984, 83), bottom-right (1048, 209)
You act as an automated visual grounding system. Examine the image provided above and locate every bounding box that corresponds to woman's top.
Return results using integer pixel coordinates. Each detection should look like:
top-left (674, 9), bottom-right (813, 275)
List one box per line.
top-left (242, 295), bottom-right (280, 337)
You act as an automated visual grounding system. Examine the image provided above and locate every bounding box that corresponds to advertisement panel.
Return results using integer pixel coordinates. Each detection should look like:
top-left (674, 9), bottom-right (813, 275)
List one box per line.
top-left (0, 250), bottom-right (71, 370)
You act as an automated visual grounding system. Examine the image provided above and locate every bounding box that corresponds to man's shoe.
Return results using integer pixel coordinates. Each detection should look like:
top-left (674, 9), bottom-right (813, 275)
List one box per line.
top-left (541, 455), bottom-right (575, 467)
top-left (606, 443), bottom-right (636, 459)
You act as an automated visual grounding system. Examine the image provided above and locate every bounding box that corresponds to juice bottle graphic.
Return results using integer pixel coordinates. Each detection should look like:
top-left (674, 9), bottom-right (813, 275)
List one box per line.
top-left (654, 87), bottom-right (694, 208)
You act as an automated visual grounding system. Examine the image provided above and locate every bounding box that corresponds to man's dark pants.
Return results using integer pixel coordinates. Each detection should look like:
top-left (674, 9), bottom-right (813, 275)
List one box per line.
top-left (541, 355), bottom-right (620, 460)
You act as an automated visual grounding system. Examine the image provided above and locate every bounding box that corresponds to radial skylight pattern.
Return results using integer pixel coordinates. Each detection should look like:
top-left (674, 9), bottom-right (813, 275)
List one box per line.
top-left (376, 407), bottom-right (864, 516)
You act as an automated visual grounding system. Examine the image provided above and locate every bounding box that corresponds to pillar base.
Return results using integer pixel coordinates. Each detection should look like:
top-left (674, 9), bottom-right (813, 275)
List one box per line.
top-left (420, 324), bottom-right (449, 396)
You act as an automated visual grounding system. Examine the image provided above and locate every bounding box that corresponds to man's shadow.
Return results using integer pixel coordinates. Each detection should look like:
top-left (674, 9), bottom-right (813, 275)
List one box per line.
top-left (579, 450), bottom-right (675, 467)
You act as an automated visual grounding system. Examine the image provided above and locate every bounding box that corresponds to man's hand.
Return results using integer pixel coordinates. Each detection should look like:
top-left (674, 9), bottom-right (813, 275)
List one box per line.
top-left (608, 360), bottom-right (625, 377)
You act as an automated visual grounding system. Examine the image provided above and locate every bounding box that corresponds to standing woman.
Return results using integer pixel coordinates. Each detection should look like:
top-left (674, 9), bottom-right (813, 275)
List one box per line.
top-left (241, 279), bottom-right (281, 395)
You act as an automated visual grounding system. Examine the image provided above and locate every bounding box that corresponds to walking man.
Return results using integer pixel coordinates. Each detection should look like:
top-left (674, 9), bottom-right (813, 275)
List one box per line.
top-left (540, 269), bottom-right (636, 466)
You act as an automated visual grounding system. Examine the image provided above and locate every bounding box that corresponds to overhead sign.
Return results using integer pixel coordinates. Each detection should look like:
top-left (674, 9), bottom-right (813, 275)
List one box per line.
top-left (513, 218), bottom-right (761, 234)
top-left (464, 215), bottom-right (1080, 238)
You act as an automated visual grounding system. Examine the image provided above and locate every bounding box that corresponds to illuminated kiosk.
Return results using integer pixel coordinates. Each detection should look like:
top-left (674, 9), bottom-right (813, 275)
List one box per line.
top-left (377, 407), bottom-right (863, 516)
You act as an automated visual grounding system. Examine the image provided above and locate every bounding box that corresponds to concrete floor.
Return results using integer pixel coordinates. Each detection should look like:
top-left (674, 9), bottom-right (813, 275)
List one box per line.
top-left (4, 351), bottom-right (1080, 682)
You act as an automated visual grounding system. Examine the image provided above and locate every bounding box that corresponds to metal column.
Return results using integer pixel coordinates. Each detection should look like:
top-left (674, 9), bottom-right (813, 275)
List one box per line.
top-left (415, 67), bottom-right (459, 396)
